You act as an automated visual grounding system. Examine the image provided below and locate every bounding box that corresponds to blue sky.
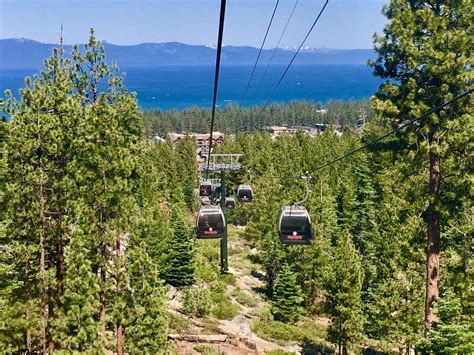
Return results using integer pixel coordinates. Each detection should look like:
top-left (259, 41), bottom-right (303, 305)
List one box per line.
top-left (0, 0), bottom-right (387, 49)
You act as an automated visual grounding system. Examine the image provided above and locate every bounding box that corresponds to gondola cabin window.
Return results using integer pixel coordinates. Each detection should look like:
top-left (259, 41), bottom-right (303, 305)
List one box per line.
top-left (199, 181), bottom-right (212, 197)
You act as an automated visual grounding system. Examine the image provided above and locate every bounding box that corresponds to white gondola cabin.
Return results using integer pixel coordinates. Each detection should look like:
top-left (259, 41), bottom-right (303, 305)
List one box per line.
top-left (277, 206), bottom-right (313, 245)
top-left (237, 184), bottom-right (253, 202)
top-left (196, 205), bottom-right (225, 239)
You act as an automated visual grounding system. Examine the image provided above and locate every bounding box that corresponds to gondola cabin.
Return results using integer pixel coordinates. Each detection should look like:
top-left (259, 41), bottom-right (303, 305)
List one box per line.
top-left (277, 206), bottom-right (313, 245)
top-left (237, 184), bottom-right (253, 202)
top-left (225, 197), bottom-right (236, 209)
top-left (196, 205), bottom-right (225, 239)
top-left (199, 181), bottom-right (212, 197)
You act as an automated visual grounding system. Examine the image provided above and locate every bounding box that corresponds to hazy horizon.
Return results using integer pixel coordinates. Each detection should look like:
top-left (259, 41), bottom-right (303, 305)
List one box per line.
top-left (0, 0), bottom-right (387, 50)
top-left (0, 36), bottom-right (376, 50)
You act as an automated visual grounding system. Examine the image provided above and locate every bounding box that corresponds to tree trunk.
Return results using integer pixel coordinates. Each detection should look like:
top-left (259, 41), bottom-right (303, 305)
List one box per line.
top-left (115, 237), bottom-right (123, 355)
top-left (57, 235), bottom-right (64, 308)
top-left (38, 174), bottom-right (47, 354)
top-left (99, 266), bottom-right (107, 336)
top-left (116, 321), bottom-right (123, 355)
top-left (47, 284), bottom-right (55, 351)
top-left (25, 256), bottom-right (32, 354)
top-left (424, 151), bottom-right (441, 329)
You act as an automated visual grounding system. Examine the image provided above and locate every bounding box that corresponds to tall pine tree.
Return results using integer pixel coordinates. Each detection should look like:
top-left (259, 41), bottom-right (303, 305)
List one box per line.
top-left (370, 0), bottom-right (473, 328)
top-left (328, 231), bottom-right (364, 354)
top-left (164, 205), bottom-right (196, 287)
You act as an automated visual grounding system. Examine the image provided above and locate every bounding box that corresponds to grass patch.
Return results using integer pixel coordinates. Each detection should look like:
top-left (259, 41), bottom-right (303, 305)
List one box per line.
top-left (211, 298), bottom-right (239, 320)
top-left (219, 272), bottom-right (237, 286)
top-left (231, 287), bottom-right (259, 307)
top-left (250, 306), bottom-right (272, 321)
top-left (194, 344), bottom-right (224, 355)
top-left (265, 350), bottom-right (296, 355)
top-left (252, 319), bottom-right (327, 346)
top-left (168, 313), bottom-right (191, 333)
top-left (201, 318), bottom-right (221, 334)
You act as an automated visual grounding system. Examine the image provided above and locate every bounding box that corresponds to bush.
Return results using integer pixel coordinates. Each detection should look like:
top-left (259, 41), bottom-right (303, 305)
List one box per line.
top-left (252, 319), bottom-right (327, 345)
top-left (168, 313), bottom-right (191, 333)
top-left (211, 298), bottom-right (239, 320)
top-left (250, 306), bottom-right (272, 321)
top-left (266, 350), bottom-right (295, 355)
top-left (182, 283), bottom-right (212, 318)
top-left (231, 288), bottom-right (259, 307)
top-left (219, 272), bottom-right (237, 286)
top-left (194, 344), bottom-right (223, 354)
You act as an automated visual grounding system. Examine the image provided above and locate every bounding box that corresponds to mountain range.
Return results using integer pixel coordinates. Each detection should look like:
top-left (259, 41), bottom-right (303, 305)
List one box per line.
top-left (0, 38), bottom-right (375, 68)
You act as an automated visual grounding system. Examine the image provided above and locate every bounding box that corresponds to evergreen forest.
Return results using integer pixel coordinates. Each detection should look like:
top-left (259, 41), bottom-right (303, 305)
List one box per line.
top-left (0, 1), bottom-right (472, 354)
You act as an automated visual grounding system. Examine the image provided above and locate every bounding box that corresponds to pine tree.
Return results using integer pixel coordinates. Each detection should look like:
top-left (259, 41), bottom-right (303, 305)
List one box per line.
top-left (51, 230), bottom-right (102, 352)
top-left (300, 180), bottom-right (337, 313)
top-left (418, 290), bottom-right (474, 353)
top-left (175, 136), bottom-right (198, 211)
top-left (370, 0), bottom-right (473, 328)
top-left (271, 263), bottom-right (304, 324)
top-left (125, 242), bottom-right (167, 352)
top-left (1, 48), bottom-right (81, 351)
top-left (328, 231), bottom-right (364, 354)
top-left (164, 205), bottom-right (196, 287)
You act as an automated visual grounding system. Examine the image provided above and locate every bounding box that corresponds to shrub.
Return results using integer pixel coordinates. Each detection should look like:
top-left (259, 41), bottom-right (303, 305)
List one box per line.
top-left (252, 319), bottom-right (328, 345)
top-left (182, 283), bottom-right (212, 318)
top-left (211, 298), bottom-right (239, 320)
top-left (265, 350), bottom-right (295, 355)
top-left (231, 288), bottom-right (259, 307)
top-left (194, 344), bottom-right (223, 354)
top-left (250, 306), bottom-right (272, 321)
top-left (168, 313), bottom-right (191, 333)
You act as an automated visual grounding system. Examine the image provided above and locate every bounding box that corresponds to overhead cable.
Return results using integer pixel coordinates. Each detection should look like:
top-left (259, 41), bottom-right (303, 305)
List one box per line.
top-left (255, 0), bottom-right (299, 94)
top-left (310, 89), bottom-right (473, 173)
top-left (206, 0), bottom-right (227, 178)
top-left (261, 0), bottom-right (329, 111)
top-left (239, 0), bottom-right (280, 107)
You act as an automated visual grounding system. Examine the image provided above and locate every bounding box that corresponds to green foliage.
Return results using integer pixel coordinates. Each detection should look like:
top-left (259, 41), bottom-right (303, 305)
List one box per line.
top-left (124, 242), bottom-right (167, 352)
top-left (265, 350), bottom-right (295, 355)
top-left (370, 0), bottom-right (473, 340)
top-left (211, 298), bottom-right (239, 320)
top-left (271, 264), bottom-right (304, 324)
top-left (182, 283), bottom-right (212, 318)
top-left (0, 29), bottom-right (168, 352)
top-left (209, 282), bottom-right (239, 320)
top-left (252, 319), bottom-right (328, 346)
top-left (231, 288), bottom-right (259, 307)
top-left (194, 344), bottom-right (224, 355)
top-left (165, 205), bottom-right (196, 288)
top-left (143, 98), bottom-right (375, 135)
top-left (327, 231), bottom-right (364, 353)
top-left (168, 313), bottom-right (191, 334)
top-left (417, 291), bottom-right (474, 354)
top-left (51, 232), bottom-right (102, 352)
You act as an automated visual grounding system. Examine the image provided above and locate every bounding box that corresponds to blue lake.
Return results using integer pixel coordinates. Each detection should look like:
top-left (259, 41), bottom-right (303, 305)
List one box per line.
top-left (0, 64), bottom-right (382, 111)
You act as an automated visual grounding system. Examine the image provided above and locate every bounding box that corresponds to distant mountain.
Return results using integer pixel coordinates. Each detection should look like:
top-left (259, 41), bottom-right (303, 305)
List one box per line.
top-left (0, 38), bottom-right (375, 68)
